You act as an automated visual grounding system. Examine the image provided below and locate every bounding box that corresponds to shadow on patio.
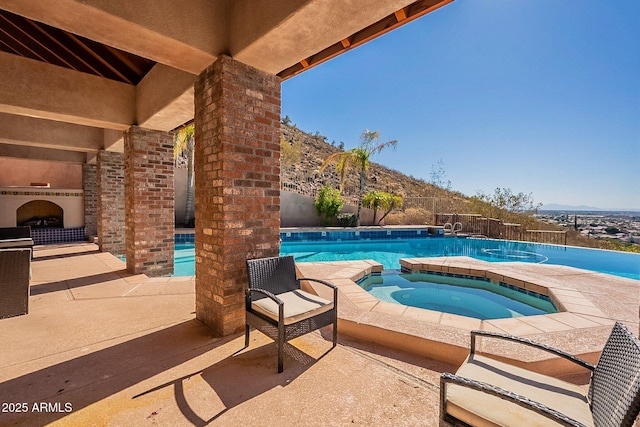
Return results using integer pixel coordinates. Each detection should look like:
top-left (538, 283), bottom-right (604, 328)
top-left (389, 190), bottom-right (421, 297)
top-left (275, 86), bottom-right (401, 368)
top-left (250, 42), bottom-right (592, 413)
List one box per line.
top-left (1, 244), bottom-right (449, 425)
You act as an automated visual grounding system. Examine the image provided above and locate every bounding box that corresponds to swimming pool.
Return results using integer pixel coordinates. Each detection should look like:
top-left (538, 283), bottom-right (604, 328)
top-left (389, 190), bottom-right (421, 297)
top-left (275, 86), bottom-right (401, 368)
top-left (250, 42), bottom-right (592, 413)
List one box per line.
top-left (358, 272), bottom-right (558, 320)
top-left (174, 234), bottom-right (640, 280)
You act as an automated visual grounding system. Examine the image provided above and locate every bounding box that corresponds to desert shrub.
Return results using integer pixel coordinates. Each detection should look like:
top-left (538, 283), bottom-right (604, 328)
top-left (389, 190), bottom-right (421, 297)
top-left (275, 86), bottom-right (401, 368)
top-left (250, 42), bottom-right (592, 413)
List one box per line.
top-left (314, 185), bottom-right (344, 226)
top-left (336, 213), bottom-right (357, 227)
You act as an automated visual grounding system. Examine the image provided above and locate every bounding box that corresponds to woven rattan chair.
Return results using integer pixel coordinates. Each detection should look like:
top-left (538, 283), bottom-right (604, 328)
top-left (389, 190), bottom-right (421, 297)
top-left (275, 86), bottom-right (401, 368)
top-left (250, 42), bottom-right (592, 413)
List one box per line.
top-left (0, 248), bottom-right (31, 319)
top-left (440, 322), bottom-right (640, 426)
top-left (245, 255), bottom-right (337, 373)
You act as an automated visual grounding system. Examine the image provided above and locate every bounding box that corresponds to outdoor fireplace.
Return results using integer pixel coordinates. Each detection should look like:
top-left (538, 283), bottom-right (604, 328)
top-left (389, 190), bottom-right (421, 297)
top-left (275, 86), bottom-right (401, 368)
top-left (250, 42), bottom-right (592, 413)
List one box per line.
top-left (17, 200), bottom-right (64, 228)
top-left (1, 187), bottom-right (85, 244)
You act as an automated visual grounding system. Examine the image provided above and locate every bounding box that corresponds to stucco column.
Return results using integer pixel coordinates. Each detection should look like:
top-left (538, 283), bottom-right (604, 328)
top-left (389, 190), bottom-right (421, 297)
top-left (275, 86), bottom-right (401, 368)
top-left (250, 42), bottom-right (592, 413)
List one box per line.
top-left (194, 55), bottom-right (281, 335)
top-left (124, 126), bottom-right (175, 276)
top-left (96, 150), bottom-right (125, 255)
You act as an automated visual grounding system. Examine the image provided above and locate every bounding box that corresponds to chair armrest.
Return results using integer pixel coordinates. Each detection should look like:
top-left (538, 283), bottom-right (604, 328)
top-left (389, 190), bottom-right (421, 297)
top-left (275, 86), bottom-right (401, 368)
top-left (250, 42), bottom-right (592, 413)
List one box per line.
top-left (298, 277), bottom-right (338, 302)
top-left (246, 288), bottom-right (283, 305)
top-left (440, 373), bottom-right (588, 427)
top-left (470, 330), bottom-right (595, 371)
top-left (298, 277), bottom-right (337, 289)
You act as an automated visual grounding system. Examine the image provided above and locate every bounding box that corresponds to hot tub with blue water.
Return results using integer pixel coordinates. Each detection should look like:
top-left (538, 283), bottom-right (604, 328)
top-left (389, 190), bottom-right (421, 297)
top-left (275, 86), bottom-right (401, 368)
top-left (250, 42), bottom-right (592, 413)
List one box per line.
top-left (357, 272), bottom-right (558, 320)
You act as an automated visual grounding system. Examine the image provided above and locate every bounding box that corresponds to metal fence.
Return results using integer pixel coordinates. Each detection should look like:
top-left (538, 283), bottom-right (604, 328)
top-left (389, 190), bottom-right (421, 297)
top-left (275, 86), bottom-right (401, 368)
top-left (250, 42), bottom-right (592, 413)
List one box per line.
top-left (433, 213), bottom-right (567, 245)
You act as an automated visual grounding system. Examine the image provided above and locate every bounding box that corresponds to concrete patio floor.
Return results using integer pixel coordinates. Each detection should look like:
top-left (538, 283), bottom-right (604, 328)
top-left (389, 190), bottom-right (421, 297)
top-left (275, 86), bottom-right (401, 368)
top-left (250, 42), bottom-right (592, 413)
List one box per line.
top-left (1, 243), bottom-right (637, 426)
top-left (0, 243), bottom-right (458, 426)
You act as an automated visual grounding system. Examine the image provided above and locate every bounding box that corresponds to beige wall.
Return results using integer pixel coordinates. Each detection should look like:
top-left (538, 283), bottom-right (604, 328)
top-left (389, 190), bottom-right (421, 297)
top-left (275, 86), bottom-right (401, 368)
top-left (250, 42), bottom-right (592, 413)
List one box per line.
top-left (0, 157), bottom-right (82, 189)
top-left (174, 167), bottom-right (190, 226)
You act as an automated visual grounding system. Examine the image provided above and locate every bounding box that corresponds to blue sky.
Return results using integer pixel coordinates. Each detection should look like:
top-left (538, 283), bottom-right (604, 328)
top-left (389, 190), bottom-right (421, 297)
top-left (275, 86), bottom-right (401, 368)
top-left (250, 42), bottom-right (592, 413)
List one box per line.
top-left (281, 0), bottom-right (640, 210)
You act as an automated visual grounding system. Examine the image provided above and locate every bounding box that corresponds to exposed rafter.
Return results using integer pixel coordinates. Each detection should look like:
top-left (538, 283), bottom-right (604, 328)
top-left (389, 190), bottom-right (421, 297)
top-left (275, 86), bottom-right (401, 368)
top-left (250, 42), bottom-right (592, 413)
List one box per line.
top-left (0, 9), bottom-right (155, 84)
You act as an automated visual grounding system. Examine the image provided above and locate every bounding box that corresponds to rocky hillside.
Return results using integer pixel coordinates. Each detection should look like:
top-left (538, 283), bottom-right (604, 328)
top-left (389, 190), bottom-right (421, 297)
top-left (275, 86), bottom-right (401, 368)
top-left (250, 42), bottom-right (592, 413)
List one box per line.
top-left (279, 124), bottom-right (470, 209)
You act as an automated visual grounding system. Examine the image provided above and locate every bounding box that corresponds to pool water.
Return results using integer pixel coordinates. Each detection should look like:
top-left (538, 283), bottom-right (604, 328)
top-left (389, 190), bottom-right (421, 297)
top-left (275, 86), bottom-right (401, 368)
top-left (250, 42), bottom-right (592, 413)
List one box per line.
top-left (281, 238), bottom-right (640, 280)
top-left (358, 272), bottom-right (558, 320)
top-left (173, 237), bottom-right (640, 280)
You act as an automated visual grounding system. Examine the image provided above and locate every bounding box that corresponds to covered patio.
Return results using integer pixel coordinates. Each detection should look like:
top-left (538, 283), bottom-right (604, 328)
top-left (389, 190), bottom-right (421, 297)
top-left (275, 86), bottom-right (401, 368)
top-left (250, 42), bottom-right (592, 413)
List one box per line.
top-left (1, 243), bottom-right (457, 425)
top-left (0, 0), bottom-right (453, 337)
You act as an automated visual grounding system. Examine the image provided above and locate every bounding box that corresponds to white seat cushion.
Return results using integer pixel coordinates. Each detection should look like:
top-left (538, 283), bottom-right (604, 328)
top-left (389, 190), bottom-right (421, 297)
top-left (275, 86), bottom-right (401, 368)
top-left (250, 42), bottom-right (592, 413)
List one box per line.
top-left (445, 354), bottom-right (594, 427)
top-left (251, 290), bottom-right (333, 325)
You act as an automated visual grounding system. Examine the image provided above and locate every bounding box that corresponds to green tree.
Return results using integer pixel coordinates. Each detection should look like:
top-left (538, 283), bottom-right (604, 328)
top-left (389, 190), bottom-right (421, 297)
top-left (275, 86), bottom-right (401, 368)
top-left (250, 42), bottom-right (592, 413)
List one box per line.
top-left (363, 191), bottom-right (403, 225)
top-left (174, 123), bottom-right (195, 227)
top-left (319, 130), bottom-right (397, 226)
top-left (314, 185), bottom-right (344, 226)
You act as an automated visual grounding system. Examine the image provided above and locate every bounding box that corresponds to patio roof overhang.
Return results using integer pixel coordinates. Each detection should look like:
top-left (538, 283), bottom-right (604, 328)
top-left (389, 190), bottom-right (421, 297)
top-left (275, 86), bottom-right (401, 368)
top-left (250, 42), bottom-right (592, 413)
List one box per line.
top-left (0, 0), bottom-right (452, 160)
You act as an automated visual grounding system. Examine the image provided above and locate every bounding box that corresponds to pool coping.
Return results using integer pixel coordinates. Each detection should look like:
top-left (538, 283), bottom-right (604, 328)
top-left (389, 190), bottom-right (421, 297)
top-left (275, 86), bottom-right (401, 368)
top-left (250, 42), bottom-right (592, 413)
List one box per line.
top-left (295, 256), bottom-right (632, 377)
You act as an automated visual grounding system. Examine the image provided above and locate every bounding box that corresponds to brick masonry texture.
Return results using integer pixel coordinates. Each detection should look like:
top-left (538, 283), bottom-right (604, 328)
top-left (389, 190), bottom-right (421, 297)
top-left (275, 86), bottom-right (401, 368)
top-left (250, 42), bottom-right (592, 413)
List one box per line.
top-left (124, 126), bottom-right (175, 277)
top-left (194, 55), bottom-right (281, 336)
top-left (97, 150), bottom-right (125, 255)
top-left (82, 163), bottom-right (97, 239)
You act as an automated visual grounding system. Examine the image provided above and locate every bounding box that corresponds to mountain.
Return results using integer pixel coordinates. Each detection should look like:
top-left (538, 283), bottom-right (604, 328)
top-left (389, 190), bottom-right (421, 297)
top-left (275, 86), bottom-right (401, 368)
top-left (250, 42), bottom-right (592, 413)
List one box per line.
top-left (541, 204), bottom-right (640, 212)
top-left (279, 124), bottom-right (469, 205)
top-left (541, 204), bottom-right (603, 211)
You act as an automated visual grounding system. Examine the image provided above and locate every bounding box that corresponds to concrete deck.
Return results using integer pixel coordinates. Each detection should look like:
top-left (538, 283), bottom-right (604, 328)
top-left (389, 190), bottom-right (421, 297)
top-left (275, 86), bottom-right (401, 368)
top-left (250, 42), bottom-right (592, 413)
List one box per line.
top-left (1, 243), bottom-right (638, 426)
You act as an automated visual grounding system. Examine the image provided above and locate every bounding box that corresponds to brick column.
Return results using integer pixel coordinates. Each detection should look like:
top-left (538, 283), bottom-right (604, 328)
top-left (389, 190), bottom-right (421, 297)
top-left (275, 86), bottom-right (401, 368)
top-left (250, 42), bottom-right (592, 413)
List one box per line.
top-left (124, 126), bottom-right (174, 276)
top-left (97, 150), bottom-right (125, 255)
top-left (82, 163), bottom-right (97, 240)
top-left (194, 55), bottom-right (281, 335)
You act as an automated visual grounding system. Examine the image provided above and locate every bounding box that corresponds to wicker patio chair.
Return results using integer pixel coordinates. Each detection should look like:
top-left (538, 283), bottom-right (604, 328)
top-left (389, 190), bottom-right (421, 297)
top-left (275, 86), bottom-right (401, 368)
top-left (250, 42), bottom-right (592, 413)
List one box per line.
top-left (245, 255), bottom-right (338, 373)
top-left (439, 322), bottom-right (640, 427)
top-left (0, 226), bottom-right (34, 258)
top-left (0, 248), bottom-right (32, 319)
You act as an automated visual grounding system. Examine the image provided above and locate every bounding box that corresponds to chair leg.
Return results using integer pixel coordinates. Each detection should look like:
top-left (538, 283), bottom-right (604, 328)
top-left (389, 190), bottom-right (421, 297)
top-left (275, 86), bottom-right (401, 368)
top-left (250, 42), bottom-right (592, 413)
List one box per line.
top-left (332, 320), bottom-right (338, 348)
top-left (244, 324), bottom-right (250, 348)
top-left (277, 337), bottom-right (284, 373)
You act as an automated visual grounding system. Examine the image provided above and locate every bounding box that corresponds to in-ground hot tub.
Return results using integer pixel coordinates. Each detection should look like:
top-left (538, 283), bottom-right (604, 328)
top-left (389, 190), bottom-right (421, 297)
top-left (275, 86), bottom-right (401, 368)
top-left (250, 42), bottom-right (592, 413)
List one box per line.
top-left (357, 271), bottom-right (558, 320)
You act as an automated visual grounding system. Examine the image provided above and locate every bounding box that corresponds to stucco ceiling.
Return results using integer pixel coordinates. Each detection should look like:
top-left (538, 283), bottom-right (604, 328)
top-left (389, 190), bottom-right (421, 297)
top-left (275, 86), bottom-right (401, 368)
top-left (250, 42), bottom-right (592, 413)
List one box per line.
top-left (0, 0), bottom-right (453, 162)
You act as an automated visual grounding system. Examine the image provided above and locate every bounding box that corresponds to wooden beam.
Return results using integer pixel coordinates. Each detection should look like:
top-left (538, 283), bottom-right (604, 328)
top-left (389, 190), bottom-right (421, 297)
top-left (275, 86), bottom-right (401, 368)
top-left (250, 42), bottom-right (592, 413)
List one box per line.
top-left (395, 9), bottom-right (408, 22)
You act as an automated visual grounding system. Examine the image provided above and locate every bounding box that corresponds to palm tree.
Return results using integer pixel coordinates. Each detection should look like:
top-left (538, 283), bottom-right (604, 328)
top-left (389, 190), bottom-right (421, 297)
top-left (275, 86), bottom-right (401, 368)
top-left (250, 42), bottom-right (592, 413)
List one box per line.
top-left (320, 130), bottom-right (397, 226)
top-left (174, 124), bottom-right (195, 227)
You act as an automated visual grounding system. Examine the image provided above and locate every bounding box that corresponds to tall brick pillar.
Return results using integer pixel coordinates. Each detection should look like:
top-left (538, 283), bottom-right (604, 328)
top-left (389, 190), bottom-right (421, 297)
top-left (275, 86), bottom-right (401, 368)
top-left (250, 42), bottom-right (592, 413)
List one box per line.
top-left (124, 126), bottom-right (175, 277)
top-left (82, 163), bottom-right (97, 240)
top-left (194, 55), bottom-right (281, 335)
top-left (97, 150), bottom-right (125, 255)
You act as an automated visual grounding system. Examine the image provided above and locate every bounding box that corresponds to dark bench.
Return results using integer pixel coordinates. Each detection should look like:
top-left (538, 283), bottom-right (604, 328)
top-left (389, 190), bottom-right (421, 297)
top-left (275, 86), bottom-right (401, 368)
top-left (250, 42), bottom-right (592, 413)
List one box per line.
top-left (0, 227), bottom-right (34, 254)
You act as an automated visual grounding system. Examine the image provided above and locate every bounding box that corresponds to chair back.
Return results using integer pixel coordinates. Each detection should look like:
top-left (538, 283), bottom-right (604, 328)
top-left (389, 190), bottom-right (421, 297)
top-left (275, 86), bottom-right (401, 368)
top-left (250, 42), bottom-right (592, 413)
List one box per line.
top-left (0, 248), bottom-right (31, 318)
top-left (588, 322), bottom-right (640, 427)
top-left (246, 256), bottom-right (300, 297)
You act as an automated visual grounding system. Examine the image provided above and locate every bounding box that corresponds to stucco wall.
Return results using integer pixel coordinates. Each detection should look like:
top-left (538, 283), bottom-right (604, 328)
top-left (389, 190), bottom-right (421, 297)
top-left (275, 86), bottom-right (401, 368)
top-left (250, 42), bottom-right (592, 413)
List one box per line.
top-left (175, 167), bottom-right (190, 226)
top-left (0, 158), bottom-right (82, 188)
top-left (280, 191), bottom-right (378, 227)
top-left (175, 181), bottom-right (379, 228)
